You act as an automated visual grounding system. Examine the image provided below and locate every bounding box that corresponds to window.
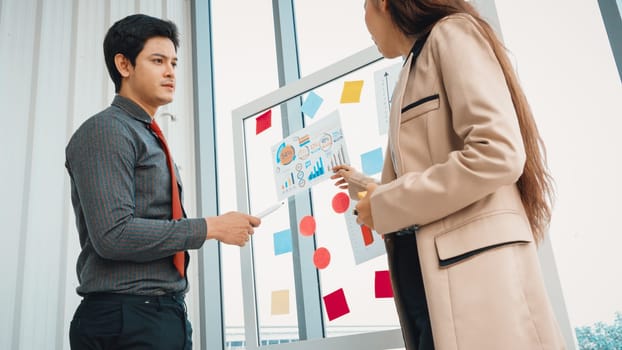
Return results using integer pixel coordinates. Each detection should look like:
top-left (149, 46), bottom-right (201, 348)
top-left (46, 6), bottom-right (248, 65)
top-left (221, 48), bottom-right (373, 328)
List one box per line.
top-left (233, 47), bottom-right (405, 349)
top-left (211, 1), bottom-right (279, 346)
top-left (294, 0), bottom-right (373, 76)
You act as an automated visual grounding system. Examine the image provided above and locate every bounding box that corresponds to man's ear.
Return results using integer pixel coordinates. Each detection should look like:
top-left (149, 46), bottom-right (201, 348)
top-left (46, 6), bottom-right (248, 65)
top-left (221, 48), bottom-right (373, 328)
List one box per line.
top-left (114, 53), bottom-right (132, 78)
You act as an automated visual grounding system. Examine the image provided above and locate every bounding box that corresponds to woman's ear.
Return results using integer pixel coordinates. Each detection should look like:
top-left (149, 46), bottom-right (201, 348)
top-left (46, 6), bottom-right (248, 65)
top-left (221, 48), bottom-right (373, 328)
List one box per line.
top-left (114, 53), bottom-right (131, 78)
top-left (379, 0), bottom-right (389, 11)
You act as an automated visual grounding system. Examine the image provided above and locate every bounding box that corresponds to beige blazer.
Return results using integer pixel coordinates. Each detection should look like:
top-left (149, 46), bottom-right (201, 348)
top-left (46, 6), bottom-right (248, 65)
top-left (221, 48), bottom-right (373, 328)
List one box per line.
top-left (348, 14), bottom-right (565, 350)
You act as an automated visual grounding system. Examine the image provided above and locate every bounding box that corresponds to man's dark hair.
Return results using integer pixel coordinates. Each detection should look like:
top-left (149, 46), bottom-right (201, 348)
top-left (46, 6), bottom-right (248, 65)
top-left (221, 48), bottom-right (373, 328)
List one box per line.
top-left (103, 14), bottom-right (179, 93)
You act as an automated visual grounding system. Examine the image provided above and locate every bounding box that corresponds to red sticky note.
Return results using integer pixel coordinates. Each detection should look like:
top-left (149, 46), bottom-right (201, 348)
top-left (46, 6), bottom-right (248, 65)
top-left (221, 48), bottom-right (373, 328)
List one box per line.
top-left (375, 270), bottom-right (393, 298)
top-left (299, 215), bottom-right (316, 236)
top-left (313, 247), bottom-right (331, 269)
top-left (256, 110), bottom-right (272, 135)
top-left (323, 288), bottom-right (350, 321)
top-left (360, 225), bottom-right (374, 246)
top-left (331, 192), bottom-right (350, 214)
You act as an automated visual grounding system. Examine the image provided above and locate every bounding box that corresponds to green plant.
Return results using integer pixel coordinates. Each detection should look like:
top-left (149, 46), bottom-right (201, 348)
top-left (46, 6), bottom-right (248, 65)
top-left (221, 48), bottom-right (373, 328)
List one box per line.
top-left (575, 312), bottom-right (622, 349)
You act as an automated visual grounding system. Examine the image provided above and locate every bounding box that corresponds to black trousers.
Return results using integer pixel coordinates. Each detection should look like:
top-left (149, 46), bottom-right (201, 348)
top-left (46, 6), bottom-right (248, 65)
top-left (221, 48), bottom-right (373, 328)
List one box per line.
top-left (69, 293), bottom-right (192, 350)
top-left (385, 233), bottom-right (435, 350)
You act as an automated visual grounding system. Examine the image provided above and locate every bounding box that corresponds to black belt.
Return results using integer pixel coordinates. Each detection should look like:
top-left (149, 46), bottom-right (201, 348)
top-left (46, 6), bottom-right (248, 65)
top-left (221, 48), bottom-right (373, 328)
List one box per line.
top-left (83, 292), bottom-right (185, 304)
top-left (386, 225), bottom-right (420, 237)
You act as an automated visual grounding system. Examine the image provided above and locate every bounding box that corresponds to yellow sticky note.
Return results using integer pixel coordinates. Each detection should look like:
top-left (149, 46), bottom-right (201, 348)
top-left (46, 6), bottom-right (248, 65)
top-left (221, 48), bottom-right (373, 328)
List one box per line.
top-left (271, 289), bottom-right (290, 315)
top-left (340, 80), bottom-right (364, 103)
top-left (357, 191), bottom-right (367, 200)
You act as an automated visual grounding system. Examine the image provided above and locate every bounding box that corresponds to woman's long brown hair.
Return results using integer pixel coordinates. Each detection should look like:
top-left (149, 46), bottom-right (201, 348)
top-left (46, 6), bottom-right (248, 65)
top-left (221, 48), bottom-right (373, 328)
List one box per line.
top-left (384, 0), bottom-right (554, 242)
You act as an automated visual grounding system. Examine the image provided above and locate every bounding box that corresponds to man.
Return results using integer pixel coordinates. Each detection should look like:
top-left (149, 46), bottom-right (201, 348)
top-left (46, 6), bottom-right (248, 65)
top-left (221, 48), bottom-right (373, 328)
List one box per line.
top-left (65, 14), bottom-right (260, 349)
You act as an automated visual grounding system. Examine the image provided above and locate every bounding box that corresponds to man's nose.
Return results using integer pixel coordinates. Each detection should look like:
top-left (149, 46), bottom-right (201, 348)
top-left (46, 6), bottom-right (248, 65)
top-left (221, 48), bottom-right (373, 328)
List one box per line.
top-left (165, 63), bottom-right (175, 77)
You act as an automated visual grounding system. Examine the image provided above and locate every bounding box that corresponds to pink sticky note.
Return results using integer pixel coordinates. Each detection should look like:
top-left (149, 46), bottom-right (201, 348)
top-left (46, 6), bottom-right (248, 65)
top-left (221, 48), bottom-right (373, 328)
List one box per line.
top-left (375, 270), bottom-right (393, 298)
top-left (256, 110), bottom-right (272, 135)
top-left (313, 247), bottom-right (331, 269)
top-left (331, 192), bottom-right (350, 214)
top-left (299, 215), bottom-right (316, 236)
top-left (323, 288), bottom-right (350, 321)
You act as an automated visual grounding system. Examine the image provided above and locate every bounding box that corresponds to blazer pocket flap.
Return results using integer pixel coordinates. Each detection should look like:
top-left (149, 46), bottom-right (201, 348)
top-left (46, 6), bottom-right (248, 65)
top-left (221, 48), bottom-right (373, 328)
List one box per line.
top-left (435, 212), bottom-right (533, 266)
top-left (401, 94), bottom-right (440, 123)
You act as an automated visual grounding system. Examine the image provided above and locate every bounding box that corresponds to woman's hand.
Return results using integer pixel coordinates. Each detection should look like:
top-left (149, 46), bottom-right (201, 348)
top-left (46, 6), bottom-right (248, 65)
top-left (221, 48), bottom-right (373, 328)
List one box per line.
top-left (331, 164), bottom-right (357, 189)
top-left (332, 165), bottom-right (378, 229)
top-left (355, 183), bottom-right (378, 229)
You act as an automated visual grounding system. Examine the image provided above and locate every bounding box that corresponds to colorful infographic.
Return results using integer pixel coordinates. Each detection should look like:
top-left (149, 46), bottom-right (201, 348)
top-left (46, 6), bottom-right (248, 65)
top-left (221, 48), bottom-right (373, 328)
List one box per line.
top-left (272, 111), bottom-right (350, 200)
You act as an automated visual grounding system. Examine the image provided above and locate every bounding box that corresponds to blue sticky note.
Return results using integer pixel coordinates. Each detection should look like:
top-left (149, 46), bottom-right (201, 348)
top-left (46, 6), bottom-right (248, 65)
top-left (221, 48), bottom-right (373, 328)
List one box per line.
top-left (273, 229), bottom-right (292, 255)
top-left (301, 91), bottom-right (323, 118)
top-left (361, 148), bottom-right (384, 175)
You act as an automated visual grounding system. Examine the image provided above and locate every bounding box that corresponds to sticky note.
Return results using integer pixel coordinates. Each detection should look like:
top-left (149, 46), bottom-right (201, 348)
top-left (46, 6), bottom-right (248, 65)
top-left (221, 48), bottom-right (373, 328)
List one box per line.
top-left (299, 215), bottom-right (316, 236)
top-left (361, 147), bottom-right (383, 175)
top-left (323, 288), bottom-right (350, 321)
top-left (273, 229), bottom-right (292, 255)
top-left (271, 289), bottom-right (290, 315)
top-left (313, 247), bottom-right (331, 269)
top-left (340, 80), bottom-right (364, 103)
top-left (256, 109), bottom-right (272, 135)
top-left (375, 270), bottom-right (393, 298)
top-left (301, 91), bottom-right (323, 118)
top-left (360, 225), bottom-right (374, 246)
top-left (331, 192), bottom-right (350, 214)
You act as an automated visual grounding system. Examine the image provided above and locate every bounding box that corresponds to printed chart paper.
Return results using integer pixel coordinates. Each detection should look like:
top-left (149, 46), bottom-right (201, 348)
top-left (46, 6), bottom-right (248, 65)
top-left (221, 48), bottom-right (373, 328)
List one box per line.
top-left (272, 111), bottom-right (350, 201)
top-left (344, 199), bottom-right (385, 265)
top-left (373, 62), bottom-right (402, 135)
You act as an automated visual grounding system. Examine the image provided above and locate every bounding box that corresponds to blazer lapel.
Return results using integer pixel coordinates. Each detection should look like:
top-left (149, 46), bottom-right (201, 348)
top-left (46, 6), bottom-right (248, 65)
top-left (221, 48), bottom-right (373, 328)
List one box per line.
top-left (388, 54), bottom-right (413, 177)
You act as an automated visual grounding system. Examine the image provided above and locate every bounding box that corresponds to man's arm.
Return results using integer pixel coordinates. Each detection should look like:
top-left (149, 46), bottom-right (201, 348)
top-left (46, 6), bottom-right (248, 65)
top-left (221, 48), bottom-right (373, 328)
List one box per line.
top-left (67, 116), bottom-right (206, 262)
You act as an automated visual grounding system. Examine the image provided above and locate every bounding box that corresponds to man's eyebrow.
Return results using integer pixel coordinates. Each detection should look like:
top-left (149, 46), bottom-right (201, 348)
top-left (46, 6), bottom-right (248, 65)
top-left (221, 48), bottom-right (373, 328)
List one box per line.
top-left (149, 53), bottom-right (178, 61)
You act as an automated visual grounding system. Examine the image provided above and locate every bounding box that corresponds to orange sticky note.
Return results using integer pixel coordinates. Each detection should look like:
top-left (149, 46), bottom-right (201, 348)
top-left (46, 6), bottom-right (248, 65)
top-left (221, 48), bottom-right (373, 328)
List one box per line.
top-left (313, 247), bottom-right (331, 269)
top-left (299, 215), bottom-right (316, 236)
top-left (360, 225), bottom-right (374, 246)
top-left (340, 80), bottom-right (364, 103)
top-left (332, 192), bottom-right (350, 214)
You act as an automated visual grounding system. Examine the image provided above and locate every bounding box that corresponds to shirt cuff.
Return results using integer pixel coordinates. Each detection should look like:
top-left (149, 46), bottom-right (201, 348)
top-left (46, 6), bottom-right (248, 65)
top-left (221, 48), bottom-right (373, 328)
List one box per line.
top-left (185, 218), bottom-right (207, 249)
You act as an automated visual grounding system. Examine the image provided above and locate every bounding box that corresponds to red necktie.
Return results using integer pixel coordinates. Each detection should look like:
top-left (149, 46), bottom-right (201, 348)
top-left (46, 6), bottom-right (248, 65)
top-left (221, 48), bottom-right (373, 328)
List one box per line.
top-left (149, 120), bottom-right (186, 278)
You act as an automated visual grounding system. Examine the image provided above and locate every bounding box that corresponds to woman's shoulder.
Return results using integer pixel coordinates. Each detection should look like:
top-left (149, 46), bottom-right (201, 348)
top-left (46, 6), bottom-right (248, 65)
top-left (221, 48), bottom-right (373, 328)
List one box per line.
top-left (435, 12), bottom-right (479, 28)
top-left (427, 12), bottom-right (492, 54)
top-left (430, 12), bottom-right (483, 36)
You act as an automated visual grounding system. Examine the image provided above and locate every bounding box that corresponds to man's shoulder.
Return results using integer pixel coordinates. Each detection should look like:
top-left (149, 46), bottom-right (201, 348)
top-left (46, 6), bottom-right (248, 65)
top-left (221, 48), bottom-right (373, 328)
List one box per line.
top-left (66, 105), bottom-right (138, 154)
top-left (75, 104), bottom-right (145, 136)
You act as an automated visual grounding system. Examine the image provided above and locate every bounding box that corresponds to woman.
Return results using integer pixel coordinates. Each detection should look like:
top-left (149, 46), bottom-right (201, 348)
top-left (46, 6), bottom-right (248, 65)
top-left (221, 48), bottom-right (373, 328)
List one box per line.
top-left (331, 1), bottom-right (565, 349)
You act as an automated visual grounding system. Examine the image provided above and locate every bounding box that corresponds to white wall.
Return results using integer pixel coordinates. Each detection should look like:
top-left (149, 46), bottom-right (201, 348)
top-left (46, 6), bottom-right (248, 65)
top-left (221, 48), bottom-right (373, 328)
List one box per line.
top-left (0, 1), bottom-right (200, 349)
top-left (495, 0), bottom-right (622, 327)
